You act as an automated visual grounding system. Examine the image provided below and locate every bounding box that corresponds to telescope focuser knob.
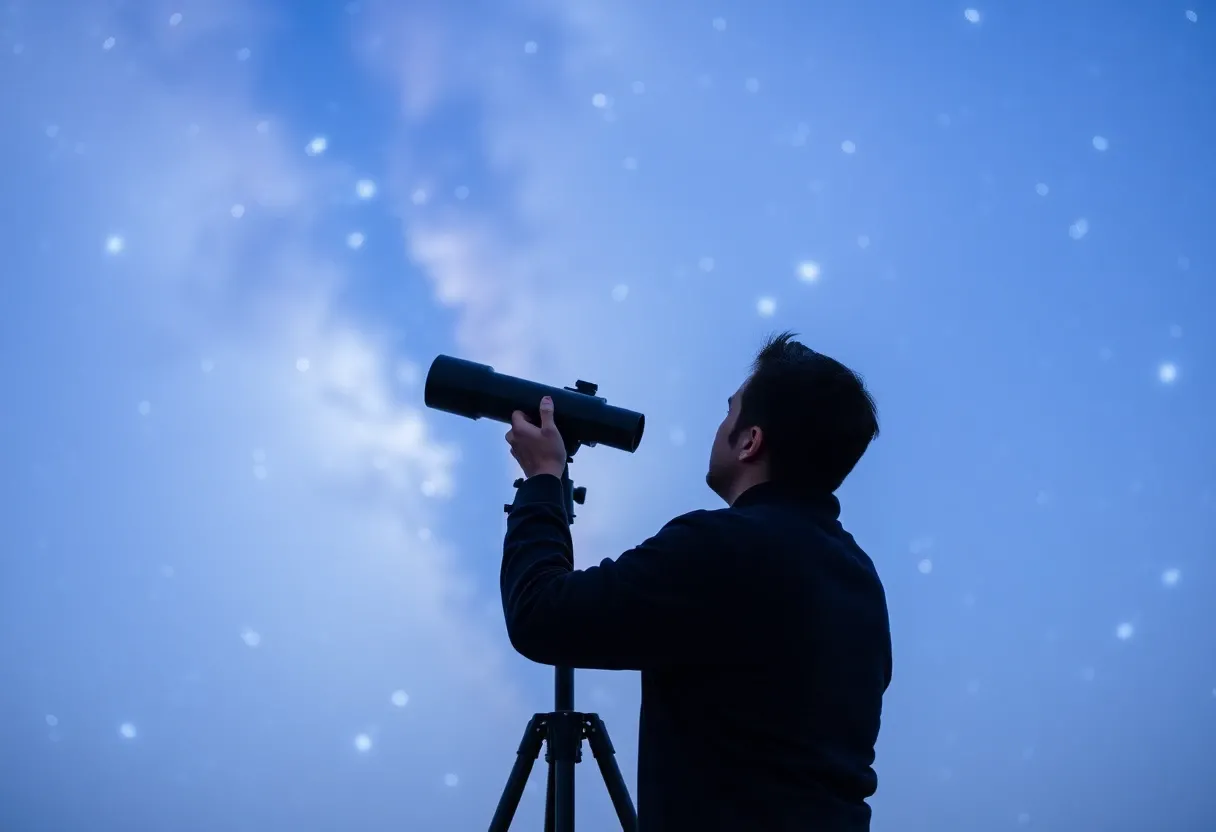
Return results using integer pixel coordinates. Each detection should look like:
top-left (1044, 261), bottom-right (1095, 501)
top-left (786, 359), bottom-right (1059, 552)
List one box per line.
top-left (572, 486), bottom-right (586, 505)
top-left (513, 478), bottom-right (525, 489)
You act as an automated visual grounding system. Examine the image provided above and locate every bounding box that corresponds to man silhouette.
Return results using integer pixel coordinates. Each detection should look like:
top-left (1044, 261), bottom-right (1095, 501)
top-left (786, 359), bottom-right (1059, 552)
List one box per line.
top-left (503, 331), bottom-right (891, 831)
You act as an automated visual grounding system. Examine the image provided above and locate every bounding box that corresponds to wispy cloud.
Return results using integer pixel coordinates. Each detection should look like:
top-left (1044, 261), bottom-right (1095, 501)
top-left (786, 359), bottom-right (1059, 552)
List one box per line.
top-left (2, 0), bottom-right (731, 822)
top-left (4, 0), bottom-right (521, 727)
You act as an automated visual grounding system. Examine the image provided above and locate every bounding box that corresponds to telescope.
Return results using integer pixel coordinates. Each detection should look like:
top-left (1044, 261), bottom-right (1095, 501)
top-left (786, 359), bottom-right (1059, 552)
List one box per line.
top-left (424, 355), bottom-right (645, 454)
top-left (423, 354), bottom-right (643, 832)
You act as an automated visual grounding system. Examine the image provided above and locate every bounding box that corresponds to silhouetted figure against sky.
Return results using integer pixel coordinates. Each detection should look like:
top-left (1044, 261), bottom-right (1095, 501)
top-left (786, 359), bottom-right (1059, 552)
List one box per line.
top-left (503, 332), bottom-right (892, 830)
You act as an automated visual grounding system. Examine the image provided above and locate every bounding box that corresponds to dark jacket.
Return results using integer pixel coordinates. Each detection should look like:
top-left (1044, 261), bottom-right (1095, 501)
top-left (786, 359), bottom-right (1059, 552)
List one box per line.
top-left (502, 475), bottom-right (892, 831)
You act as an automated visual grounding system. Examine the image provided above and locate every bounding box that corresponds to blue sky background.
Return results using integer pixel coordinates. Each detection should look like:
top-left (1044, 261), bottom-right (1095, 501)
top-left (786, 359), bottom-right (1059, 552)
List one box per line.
top-left (1, 1), bottom-right (1213, 830)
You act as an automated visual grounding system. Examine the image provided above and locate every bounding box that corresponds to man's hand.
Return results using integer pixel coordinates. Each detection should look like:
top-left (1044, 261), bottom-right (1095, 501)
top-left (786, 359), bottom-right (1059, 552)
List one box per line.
top-left (506, 396), bottom-right (568, 479)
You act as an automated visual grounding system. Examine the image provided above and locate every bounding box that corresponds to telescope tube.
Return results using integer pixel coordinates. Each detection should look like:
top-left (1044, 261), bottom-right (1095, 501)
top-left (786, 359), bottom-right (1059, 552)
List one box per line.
top-left (423, 355), bottom-right (644, 453)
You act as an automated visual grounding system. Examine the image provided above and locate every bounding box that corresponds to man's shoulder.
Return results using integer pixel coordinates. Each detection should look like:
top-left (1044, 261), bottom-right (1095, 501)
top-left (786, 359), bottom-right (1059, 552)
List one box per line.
top-left (694, 497), bottom-right (875, 570)
top-left (663, 505), bottom-right (749, 530)
top-left (658, 507), bottom-right (728, 533)
top-left (656, 506), bottom-right (764, 553)
top-left (656, 501), bottom-right (849, 555)
top-left (650, 507), bottom-right (752, 550)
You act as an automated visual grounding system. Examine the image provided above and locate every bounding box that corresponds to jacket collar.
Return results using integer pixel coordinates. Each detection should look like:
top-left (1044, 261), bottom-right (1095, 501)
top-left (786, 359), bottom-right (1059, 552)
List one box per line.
top-left (732, 480), bottom-right (841, 521)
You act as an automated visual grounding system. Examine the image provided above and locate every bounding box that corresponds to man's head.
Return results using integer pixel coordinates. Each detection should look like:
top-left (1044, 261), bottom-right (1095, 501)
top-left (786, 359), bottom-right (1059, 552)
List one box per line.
top-left (705, 331), bottom-right (879, 505)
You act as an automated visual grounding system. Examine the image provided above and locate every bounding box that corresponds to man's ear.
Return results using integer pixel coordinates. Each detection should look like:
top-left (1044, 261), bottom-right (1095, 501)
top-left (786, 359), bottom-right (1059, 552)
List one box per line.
top-left (737, 426), bottom-right (764, 462)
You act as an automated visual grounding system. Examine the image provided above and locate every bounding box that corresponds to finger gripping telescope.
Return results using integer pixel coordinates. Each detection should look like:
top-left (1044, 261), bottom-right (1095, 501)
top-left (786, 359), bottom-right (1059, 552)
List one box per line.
top-left (423, 355), bottom-right (645, 453)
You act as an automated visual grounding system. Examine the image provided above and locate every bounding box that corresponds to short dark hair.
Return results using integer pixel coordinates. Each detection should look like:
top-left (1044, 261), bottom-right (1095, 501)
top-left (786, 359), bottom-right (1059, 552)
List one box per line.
top-left (729, 331), bottom-right (879, 494)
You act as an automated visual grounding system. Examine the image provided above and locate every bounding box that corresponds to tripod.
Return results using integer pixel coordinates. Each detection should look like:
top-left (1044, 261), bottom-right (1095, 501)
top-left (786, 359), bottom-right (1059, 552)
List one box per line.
top-left (491, 436), bottom-right (638, 832)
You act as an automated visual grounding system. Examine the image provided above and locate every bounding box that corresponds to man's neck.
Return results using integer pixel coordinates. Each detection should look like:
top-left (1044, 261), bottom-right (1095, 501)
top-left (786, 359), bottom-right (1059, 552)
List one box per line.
top-left (726, 473), bottom-right (770, 507)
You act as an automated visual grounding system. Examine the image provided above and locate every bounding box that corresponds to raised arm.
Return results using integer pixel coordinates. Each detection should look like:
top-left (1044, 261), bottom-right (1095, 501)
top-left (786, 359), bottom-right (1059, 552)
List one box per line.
top-left (501, 474), bottom-right (733, 671)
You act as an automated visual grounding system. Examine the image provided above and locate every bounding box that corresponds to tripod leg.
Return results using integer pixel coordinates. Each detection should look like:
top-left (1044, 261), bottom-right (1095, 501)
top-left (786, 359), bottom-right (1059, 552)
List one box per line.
top-left (553, 757), bottom-right (575, 832)
top-left (584, 714), bottom-right (638, 832)
top-left (547, 759), bottom-right (556, 832)
top-left (545, 710), bottom-right (583, 832)
top-left (488, 714), bottom-right (547, 832)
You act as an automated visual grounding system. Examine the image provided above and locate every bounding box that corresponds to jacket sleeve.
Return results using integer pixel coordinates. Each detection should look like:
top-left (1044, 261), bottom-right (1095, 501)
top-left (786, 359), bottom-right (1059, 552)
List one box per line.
top-left (500, 473), bottom-right (733, 671)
